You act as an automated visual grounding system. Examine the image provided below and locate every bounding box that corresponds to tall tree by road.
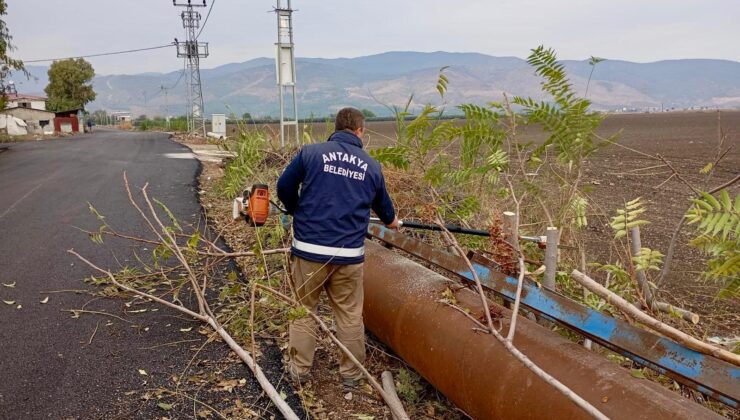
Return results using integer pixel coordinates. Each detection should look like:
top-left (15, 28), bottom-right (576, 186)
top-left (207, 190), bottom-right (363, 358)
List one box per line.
top-left (45, 58), bottom-right (97, 111)
top-left (0, 0), bottom-right (27, 109)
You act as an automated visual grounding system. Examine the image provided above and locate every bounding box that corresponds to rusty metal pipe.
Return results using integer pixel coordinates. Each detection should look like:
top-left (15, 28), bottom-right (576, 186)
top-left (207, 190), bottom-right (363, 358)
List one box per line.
top-left (362, 241), bottom-right (722, 419)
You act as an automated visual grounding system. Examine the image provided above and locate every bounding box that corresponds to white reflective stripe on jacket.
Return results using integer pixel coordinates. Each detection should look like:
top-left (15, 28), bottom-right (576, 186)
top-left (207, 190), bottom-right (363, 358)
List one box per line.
top-left (292, 238), bottom-right (365, 258)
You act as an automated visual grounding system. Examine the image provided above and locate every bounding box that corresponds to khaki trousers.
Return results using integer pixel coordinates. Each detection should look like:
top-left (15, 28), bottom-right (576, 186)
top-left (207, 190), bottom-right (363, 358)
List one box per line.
top-left (288, 256), bottom-right (365, 379)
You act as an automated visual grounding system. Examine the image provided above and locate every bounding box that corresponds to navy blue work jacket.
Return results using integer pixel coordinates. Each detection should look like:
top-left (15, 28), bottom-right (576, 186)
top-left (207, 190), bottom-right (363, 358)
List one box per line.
top-left (277, 130), bottom-right (396, 264)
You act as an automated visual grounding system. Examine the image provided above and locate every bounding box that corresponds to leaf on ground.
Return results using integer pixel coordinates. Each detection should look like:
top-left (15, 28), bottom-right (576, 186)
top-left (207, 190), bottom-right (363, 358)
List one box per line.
top-left (180, 327), bottom-right (193, 332)
top-left (217, 379), bottom-right (241, 392)
top-left (2, 282), bottom-right (16, 288)
top-left (630, 368), bottom-right (646, 379)
top-left (3, 300), bottom-right (15, 305)
top-left (157, 402), bottom-right (173, 411)
top-left (16, 304), bottom-right (22, 309)
top-left (138, 369), bottom-right (148, 376)
top-left (353, 415), bottom-right (375, 420)
top-left (280, 390), bottom-right (288, 400)
top-left (40, 297), bottom-right (49, 304)
top-left (128, 309), bottom-right (148, 314)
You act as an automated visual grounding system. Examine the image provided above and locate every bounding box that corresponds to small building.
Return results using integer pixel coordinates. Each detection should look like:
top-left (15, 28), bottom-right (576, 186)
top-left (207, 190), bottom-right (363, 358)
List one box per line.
top-left (111, 111), bottom-right (132, 122)
top-left (3, 107), bottom-right (56, 135)
top-left (54, 109), bottom-right (83, 134)
top-left (5, 93), bottom-right (48, 111)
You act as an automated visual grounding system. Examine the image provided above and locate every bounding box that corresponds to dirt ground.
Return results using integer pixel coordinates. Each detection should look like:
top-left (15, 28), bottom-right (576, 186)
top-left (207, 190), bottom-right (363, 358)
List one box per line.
top-left (579, 111), bottom-right (739, 337)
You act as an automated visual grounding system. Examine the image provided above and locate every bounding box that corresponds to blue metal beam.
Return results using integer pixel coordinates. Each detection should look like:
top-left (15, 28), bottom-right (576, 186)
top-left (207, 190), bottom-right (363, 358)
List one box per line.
top-left (367, 225), bottom-right (740, 408)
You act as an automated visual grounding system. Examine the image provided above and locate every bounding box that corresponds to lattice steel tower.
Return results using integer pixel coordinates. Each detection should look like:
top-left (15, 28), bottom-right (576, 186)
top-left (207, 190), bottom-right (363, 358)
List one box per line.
top-left (274, 0), bottom-right (298, 146)
top-left (173, 0), bottom-right (209, 137)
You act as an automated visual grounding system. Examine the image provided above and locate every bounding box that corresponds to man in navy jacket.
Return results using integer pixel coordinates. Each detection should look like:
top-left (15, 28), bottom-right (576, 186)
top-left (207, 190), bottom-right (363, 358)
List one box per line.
top-left (277, 107), bottom-right (398, 386)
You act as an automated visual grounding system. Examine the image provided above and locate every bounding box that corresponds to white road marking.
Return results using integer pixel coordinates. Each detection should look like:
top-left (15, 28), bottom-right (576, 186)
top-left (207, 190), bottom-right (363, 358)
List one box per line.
top-left (0, 182), bottom-right (44, 220)
top-left (163, 152), bottom-right (196, 159)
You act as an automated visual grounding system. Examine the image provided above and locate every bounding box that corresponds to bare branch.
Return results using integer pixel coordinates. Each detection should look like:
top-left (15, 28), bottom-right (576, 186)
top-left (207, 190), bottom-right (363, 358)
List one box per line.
top-left (255, 283), bottom-right (411, 420)
top-left (571, 270), bottom-right (740, 367)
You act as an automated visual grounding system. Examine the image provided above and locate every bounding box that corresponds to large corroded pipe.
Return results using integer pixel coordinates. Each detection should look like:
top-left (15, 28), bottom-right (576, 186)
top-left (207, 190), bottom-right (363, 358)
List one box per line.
top-left (362, 241), bottom-right (721, 419)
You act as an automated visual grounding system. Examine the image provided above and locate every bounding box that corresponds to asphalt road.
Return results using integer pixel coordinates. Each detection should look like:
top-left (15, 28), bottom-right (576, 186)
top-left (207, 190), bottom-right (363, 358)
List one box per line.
top-left (0, 130), bottom-right (208, 418)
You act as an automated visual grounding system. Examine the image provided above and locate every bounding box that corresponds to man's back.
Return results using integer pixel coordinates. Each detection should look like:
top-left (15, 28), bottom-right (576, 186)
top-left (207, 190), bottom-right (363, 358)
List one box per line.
top-left (277, 130), bottom-right (395, 265)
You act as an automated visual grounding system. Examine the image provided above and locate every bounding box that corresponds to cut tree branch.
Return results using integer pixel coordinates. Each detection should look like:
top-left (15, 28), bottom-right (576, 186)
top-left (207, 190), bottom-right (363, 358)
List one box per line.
top-left (255, 283), bottom-right (411, 420)
top-left (571, 270), bottom-right (740, 367)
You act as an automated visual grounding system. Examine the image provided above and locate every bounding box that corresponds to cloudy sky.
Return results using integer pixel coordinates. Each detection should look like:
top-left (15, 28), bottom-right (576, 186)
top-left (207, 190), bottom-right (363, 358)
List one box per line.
top-left (7, 0), bottom-right (740, 75)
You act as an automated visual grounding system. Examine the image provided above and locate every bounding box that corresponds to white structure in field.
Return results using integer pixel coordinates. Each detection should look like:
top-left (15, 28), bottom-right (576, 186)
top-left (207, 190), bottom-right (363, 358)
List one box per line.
top-left (210, 114), bottom-right (226, 138)
top-left (274, 0), bottom-right (298, 147)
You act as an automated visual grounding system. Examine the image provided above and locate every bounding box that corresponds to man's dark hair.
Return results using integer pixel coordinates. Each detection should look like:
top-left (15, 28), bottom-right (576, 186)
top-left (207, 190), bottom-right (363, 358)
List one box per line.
top-left (335, 107), bottom-right (365, 132)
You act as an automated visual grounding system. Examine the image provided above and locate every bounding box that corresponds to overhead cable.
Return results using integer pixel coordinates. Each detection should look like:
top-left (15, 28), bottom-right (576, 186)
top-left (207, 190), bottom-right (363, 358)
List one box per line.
top-left (196, 0), bottom-right (215, 40)
top-left (22, 44), bottom-right (175, 63)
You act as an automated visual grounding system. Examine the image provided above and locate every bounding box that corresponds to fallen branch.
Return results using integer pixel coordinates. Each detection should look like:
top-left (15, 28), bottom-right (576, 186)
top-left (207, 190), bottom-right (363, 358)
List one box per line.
top-left (571, 269), bottom-right (740, 367)
top-left (255, 283), bottom-right (410, 420)
top-left (381, 371), bottom-right (406, 420)
top-left (68, 249), bottom-right (300, 420)
top-left (67, 173), bottom-right (300, 419)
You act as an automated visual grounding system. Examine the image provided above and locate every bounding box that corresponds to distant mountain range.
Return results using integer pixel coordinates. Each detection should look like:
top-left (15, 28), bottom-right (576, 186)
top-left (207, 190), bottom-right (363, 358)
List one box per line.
top-left (18, 51), bottom-right (740, 118)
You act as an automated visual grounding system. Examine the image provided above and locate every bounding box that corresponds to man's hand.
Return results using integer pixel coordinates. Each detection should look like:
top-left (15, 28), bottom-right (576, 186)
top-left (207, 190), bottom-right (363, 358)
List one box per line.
top-left (385, 216), bottom-right (400, 230)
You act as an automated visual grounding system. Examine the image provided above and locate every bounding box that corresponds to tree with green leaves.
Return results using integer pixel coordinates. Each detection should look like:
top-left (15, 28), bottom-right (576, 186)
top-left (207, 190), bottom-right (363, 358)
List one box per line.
top-left (361, 108), bottom-right (376, 118)
top-left (0, 0), bottom-right (28, 109)
top-left (44, 58), bottom-right (97, 111)
top-left (242, 112), bottom-right (252, 121)
top-left (686, 189), bottom-right (739, 298)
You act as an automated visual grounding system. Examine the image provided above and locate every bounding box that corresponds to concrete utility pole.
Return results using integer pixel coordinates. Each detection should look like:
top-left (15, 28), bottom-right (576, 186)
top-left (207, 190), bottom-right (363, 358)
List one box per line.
top-left (173, 0), bottom-right (209, 137)
top-left (274, 0), bottom-right (298, 147)
top-left (161, 85), bottom-right (171, 129)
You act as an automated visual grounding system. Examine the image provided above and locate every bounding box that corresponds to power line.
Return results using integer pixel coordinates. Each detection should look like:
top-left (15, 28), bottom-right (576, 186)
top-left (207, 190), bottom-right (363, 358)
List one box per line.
top-left (145, 67), bottom-right (186, 102)
top-left (22, 44), bottom-right (175, 63)
top-left (196, 0), bottom-right (215, 40)
top-left (168, 64), bottom-right (187, 90)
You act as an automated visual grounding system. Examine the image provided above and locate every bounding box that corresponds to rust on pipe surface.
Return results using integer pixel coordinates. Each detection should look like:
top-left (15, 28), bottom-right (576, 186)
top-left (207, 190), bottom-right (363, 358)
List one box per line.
top-left (363, 241), bottom-right (722, 420)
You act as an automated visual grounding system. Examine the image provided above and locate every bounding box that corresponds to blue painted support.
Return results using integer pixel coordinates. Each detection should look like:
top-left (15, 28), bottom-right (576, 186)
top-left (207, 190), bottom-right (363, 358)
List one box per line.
top-left (367, 225), bottom-right (740, 408)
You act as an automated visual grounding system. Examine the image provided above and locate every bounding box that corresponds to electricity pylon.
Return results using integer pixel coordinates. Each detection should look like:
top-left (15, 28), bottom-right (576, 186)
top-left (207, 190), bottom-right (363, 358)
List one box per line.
top-left (173, 0), bottom-right (209, 137)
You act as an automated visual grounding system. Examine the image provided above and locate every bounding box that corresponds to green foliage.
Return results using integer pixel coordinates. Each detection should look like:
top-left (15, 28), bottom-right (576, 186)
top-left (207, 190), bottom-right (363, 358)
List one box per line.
top-left (242, 112), bottom-right (252, 121)
top-left (154, 198), bottom-right (183, 233)
top-left (370, 50), bottom-right (609, 235)
top-left (588, 56), bottom-right (606, 66)
top-left (512, 46), bottom-right (605, 165)
top-left (219, 130), bottom-right (268, 199)
top-left (610, 197), bottom-right (649, 239)
top-left (633, 247), bottom-right (664, 271)
top-left (396, 368), bottom-right (423, 405)
top-left (569, 195), bottom-right (589, 228)
top-left (686, 189), bottom-right (739, 296)
top-left (45, 58), bottom-right (97, 111)
top-left (436, 66), bottom-right (449, 97)
top-left (0, 1), bottom-right (27, 109)
top-left (360, 108), bottom-right (376, 118)
top-left (287, 305), bottom-right (308, 321)
top-left (138, 116), bottom-right (188, 132)
top-left (370, 67), bottom-right (511, 224)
